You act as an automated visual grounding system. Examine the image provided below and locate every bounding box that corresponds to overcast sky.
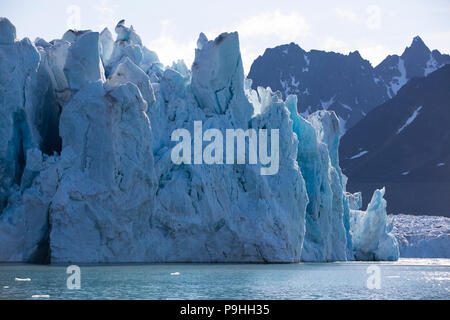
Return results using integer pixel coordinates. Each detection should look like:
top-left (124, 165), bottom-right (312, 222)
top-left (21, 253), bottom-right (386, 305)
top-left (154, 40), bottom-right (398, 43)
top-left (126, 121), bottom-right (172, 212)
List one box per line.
top-left (1, 0), bottom-right (449, 73)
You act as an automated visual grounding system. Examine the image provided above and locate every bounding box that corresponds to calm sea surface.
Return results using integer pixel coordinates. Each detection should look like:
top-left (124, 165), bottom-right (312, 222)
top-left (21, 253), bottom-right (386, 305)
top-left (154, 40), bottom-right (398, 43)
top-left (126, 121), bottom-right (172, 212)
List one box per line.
top-left (0, 259), bottom-right (449, 300)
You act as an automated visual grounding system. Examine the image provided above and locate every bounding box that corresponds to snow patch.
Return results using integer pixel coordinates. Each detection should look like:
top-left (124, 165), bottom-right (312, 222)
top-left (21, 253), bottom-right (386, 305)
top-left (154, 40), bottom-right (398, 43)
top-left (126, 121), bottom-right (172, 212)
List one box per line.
top-left (320, 96), bottom-right (335, 110)
top-left (341, 103), bottom-right (352, 111)
top-left (304, 54), bottom-right (310, 66)
top-left (390, 58), bottom-right (407, 95)
top-left (424, 54), bottom-right (439, 76)
top-left (349, 150), bottom-right (368, 160)
top-left (397, 106), bottom-right (423, 134)
top-left (290, 76), bottom-right (300, 88)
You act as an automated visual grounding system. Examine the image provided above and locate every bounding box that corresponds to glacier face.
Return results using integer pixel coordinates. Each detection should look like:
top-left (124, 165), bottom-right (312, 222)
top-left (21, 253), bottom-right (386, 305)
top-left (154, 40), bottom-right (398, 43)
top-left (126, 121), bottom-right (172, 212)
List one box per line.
top-left (0, 18), bottom-right (398, 263)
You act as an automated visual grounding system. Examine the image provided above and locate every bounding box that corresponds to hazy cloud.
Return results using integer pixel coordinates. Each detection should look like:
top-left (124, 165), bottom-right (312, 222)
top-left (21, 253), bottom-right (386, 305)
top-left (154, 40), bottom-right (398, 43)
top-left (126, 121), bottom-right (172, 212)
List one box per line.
top-left (335, 8), bottom-right (360, 23)
top-left (236, 11), bottom-right (311, 41)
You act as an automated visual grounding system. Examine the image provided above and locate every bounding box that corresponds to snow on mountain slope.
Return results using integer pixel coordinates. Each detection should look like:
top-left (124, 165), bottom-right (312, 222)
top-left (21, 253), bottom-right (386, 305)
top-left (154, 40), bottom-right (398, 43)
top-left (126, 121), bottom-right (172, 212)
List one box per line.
top-left (248, 44), bottom-right (389, 132)
top-left (340, 65), bottom-right (450, 217)
top-left (375, 36), bottom-right (450, 99)
top-left (390, 215), bottom-right (450, 258)
top-left (249, 36), bottom-right (450, 133)
top-left (397, 106), bottom-right (422, 134)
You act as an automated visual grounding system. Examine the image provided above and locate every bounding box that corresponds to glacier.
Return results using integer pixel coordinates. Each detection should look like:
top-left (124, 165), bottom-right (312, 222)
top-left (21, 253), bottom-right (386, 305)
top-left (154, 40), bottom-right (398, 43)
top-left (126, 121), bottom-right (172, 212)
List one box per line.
top-left (349, 188), bottom-right (399, 261)
top-left (0, 17), bottom-right (399, 263)
top-left (391, 214), bottom-right (450, 258)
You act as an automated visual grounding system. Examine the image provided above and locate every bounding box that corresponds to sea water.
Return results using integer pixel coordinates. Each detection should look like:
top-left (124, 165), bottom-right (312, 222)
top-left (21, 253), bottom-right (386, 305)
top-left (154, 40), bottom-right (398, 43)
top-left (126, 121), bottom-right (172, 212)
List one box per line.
top-left (0, 259), bottom-right (448, 300)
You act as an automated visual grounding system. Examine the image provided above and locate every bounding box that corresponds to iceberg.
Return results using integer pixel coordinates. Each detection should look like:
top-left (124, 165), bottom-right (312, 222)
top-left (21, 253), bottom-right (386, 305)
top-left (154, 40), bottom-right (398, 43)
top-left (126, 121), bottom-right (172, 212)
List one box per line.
top-left (0, 18), bottom-right (399, 263)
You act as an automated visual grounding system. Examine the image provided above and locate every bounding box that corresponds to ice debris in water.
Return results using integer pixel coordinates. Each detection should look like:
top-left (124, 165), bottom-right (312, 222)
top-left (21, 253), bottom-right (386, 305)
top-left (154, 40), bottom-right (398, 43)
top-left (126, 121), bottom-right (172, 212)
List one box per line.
top-left (15, 278), bottom-right (31, 282)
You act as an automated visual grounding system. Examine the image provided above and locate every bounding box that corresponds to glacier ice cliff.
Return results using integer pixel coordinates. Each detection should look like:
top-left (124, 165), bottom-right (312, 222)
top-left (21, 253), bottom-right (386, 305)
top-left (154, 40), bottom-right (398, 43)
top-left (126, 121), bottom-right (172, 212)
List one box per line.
top-left (0, 18), bottom-right (399, 263)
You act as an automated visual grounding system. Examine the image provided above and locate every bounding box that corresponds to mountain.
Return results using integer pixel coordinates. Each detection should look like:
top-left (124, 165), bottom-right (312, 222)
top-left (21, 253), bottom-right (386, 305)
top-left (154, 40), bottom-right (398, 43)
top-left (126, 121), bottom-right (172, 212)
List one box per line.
top-left (375, 36), bottom-right (450, 98)
top-left (248, 43), bottom-right (389, 132)
top-left (340, 65), bottom-right (450, 217)
top-left (248, 37), bottom-right (450, 132)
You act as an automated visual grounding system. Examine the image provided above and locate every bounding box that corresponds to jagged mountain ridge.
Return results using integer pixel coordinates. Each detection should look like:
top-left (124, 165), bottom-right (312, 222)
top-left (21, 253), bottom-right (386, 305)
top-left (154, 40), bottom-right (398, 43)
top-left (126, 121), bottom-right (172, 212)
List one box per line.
top-left (248, 36), bottom-right (450, 132)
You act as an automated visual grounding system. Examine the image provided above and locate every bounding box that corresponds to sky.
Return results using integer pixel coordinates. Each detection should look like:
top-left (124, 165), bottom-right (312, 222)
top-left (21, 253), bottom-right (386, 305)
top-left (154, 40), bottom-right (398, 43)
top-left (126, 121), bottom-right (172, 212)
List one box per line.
top-left (1, 0), bottom-right (449, 73)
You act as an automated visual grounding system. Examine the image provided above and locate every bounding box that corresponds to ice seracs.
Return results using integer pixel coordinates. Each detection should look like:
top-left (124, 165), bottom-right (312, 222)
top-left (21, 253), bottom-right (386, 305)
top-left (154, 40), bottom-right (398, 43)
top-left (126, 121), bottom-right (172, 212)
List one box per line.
top-left (350, 188), bottom-right (399, 261)
top-left (64, 31), bottom-right (106, 93)
top-left (0, 18), bottom-right (399, 263)
top-left (0, 17), bottom-right (16, 44)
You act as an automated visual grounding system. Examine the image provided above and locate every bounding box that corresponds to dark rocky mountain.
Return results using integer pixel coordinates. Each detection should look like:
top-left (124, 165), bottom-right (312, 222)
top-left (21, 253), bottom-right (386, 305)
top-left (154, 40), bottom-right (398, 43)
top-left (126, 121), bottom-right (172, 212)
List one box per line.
top-left (340, 65), bottom-right (450, 217)
top-left (248, 43), bottom-right (389, 132)
top-left (248, 37), bottom-right (450, 132)
top-left (375, 36), bottom-right (450, 98)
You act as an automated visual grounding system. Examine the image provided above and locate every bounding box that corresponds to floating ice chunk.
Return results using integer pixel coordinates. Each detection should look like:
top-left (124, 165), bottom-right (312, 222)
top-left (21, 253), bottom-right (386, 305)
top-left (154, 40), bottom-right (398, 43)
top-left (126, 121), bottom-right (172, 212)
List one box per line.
top-left (15, 278), bottom-right (31, 282)
top-left (32, 295), bottom-right (50, 299)
top-left (397, 106), bottom-right (422, 134)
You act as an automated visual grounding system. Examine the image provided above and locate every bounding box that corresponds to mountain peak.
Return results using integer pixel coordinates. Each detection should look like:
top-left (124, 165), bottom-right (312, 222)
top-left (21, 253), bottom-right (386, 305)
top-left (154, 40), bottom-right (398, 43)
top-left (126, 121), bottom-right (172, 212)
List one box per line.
top-left (412, 35), bottom-right (424, 44)
top-left (401, 35), bottom-right (430, 60)
top-left (408, 35), bottom-right (429, 52)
